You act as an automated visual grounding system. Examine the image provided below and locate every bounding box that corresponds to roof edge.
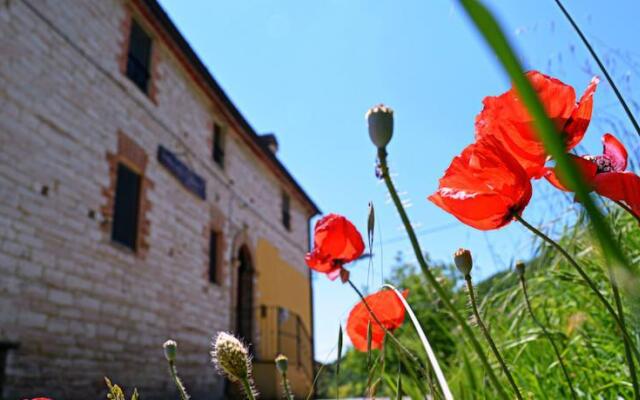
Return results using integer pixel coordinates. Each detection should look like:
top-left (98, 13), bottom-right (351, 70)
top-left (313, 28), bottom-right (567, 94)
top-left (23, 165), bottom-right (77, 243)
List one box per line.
top-left (138, 0), bottom-right (321, 216)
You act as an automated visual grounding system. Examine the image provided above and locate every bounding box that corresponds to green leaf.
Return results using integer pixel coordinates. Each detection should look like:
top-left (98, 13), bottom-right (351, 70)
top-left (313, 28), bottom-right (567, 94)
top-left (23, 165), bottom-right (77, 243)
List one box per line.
top-left (395, 364), bottom-right (403, 400)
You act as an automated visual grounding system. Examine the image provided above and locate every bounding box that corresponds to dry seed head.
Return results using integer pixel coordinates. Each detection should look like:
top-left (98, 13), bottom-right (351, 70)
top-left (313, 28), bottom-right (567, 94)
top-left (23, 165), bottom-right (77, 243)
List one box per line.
top-left (366, 104), bottom-right (394, 149)
top-left (211, 332), bottom-right (251, 382)
top-left (163, 339), bottom-right (177, 362)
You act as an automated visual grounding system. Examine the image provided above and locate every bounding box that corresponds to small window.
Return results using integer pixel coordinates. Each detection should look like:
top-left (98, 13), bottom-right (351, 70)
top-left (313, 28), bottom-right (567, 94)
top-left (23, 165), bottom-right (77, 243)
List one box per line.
top-left (111, 163), bottom-right (141, 250)
top-left (212, 123), bottom-right (225, 167)
top-left (126, 20), bottom-right (152, 93)
top-left (282, 191), bottom-right (291, 231)
top-left (209, 231), bottom-right (221, 284)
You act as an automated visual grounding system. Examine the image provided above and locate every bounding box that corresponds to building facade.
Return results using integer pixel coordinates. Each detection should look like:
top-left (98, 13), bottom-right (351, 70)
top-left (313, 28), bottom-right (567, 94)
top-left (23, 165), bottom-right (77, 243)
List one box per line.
top-left (0, 1), bottom-right (319, 398)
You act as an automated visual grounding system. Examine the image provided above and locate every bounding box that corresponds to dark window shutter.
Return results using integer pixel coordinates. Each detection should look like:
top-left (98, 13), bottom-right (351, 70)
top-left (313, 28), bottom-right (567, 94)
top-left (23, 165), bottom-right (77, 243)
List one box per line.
top-left (282, 191), bottom-right (291, 231)
top-left (126, 20), bottom-right (152, 93)
top-left (209, 231), bottom-right (219, 284)
top-left (111, 164), bottom-right (141, 250)
top-left (212, 123), bottom-right (225, 167)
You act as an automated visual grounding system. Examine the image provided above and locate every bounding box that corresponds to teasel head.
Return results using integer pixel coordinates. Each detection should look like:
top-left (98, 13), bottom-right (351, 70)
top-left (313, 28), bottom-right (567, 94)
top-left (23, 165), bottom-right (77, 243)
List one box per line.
top-left (211, 332), bottom-right (252, 382)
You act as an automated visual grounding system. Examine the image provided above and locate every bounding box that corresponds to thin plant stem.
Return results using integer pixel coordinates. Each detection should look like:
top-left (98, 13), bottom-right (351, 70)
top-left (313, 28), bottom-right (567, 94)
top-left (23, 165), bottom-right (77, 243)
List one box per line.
top-left (553, 0), bottom-right (640, 138)
top-left (614, 200), bottom-right (640, 225)
top-left (519, 274), bottom-right (577, 400)
top-left (464, 275), bottom-right (523, 400)
top-left (377, 148), bottom-right (510, 400)
top-left (609, 269), bottom-right (639, 399)
top-left (168, 360), bottom-right (190, 400)
top-left (515, 213), bottom-right (640, 396)
top-left (280, 371), bottom-right (294, 400)
top-left (383, 283), bottom-right (454, 400)
top-left (241, 376), bottom-right (256, 400)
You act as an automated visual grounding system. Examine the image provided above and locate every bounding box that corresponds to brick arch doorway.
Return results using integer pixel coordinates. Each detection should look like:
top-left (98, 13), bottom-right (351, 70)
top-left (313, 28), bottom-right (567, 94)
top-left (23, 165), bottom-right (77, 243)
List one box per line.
top-left (236, 245), bottom-right (254, 347)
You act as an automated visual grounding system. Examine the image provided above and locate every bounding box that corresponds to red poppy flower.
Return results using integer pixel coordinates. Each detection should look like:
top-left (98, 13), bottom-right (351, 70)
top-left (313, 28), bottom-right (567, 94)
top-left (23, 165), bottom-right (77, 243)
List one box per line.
top-left (476, 71), bottom-right (598, 178)
top-left (428, 137), bottom-right (533, 230)
top-left (545, 133), bottom-right (640, 220)
top-left (305, 214), bottom-right (365, 280)
top-left (346, 289), bottom-right (408, 351)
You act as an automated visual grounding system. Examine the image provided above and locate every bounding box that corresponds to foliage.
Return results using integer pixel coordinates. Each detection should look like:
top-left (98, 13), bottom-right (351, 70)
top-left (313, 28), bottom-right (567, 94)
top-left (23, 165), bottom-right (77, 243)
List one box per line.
top-left (104, 377), bottom-right (138, 400)
top-left (317, 209), bottom-right (639, 399)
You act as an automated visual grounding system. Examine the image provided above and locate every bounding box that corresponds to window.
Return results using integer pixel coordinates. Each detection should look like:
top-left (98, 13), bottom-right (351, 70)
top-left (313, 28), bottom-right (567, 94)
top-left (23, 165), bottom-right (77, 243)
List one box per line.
top-left (111, 163), bottom-right (142, 250)
top-left (209, 231), bottom-right (221, 284)
top-left (282, 191), bottom-right (291, 231)
top-left (126, 20), bottom-right (152, 93)
top-left (212, 122), bottom-right (225, 167)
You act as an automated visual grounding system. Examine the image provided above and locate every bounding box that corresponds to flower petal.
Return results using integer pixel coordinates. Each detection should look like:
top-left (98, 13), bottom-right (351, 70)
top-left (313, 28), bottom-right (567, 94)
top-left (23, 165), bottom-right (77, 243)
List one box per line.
top-left (602, 133), bottom-right (628, 172)
top-left (543, 155), bottom-right (598, 192)
top-left (594, 172), bottom-right (640, 220)
top-left (346, 289), bottom-right (408, 351)
top-left (564, 76), bottom-right (599, 150)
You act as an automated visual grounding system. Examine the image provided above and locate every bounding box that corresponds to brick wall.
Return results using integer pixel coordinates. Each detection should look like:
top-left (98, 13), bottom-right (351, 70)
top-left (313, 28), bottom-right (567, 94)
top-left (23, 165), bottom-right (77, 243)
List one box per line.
top-left (0, 1), bottom-right (314, 398)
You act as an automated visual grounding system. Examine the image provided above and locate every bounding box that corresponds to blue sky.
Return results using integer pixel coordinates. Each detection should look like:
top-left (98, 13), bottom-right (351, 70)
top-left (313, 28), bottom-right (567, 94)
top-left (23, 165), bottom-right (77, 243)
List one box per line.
top-left (158, 0), bottom-right (640, 362)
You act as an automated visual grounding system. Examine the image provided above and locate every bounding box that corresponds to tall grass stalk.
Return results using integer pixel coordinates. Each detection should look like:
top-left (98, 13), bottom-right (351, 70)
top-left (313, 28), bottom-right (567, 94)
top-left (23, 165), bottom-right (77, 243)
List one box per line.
top-left (518, 267), bottom-right (577, 399)
top-left (516, 214), bottom-right (640, 397)
top-left (377, 148), bottom-right (510, 399)
top-left (383, 283), bottom-right (454, 400)
top-left (464, 274), bottom-right (523, 399)
top-left (553, 0), bottom-right (640, 138)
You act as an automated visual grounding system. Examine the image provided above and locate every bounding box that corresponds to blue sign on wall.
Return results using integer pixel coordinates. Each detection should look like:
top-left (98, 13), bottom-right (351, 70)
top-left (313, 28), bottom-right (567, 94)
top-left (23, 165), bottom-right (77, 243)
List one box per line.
top-left (157, 145), bottom-right (206, 200)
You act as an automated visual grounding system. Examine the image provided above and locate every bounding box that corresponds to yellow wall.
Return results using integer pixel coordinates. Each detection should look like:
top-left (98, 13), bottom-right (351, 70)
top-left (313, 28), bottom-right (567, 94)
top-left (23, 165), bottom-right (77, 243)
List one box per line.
top-left (255, 238), bottom-right (312, 333)
top-left (254, 238), bottom-right (314, 398)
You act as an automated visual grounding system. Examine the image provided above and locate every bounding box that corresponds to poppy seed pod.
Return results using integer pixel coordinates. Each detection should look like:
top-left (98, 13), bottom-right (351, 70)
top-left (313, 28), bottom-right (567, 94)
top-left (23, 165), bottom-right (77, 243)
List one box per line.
top-left (211, 332), bottom-right (251, 383)
top-left (275, 354), bottom-right (288, 373)
top-left (515, 260), bottom-right (526, 276)
top-left (454, 248), bottom-right (473, 276)
top-left (163, 339), bottom-right (177, 362)
top-left (366, 104), bottom-right (394, 149)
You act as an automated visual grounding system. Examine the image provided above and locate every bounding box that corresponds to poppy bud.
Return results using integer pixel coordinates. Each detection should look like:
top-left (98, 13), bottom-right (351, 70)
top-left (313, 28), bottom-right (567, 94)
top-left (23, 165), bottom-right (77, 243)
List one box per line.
top-left (515, 260), bottom-right (526, 276)
top-left (163, 339), bottom-right (177, 362)
top-left (366, 104), bottom-right (394, 149)
top-left (275, 354), bottom-right (288, 373)
top-left (211, 332), bottom-right (252, 383)
top-left (453, 248), bottom-right (473, 276)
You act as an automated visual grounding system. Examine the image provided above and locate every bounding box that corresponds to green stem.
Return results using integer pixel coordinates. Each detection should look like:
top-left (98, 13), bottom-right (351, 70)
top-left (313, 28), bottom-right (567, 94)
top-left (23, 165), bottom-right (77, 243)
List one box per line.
top-left (553, 0), bottom-right (640, 138)
top-left (168, 361), bottom-right (190, 400)
top-left (465, 276), bottom-right (523, 400)
top-left (241, 376), bottom-right (256, 400)
top-left (280, 371), bottom-right (294, 400)
top-left (377, 148), bottom-right (510, 400)
top-left (515, 214), bottom-right (640, 393)
top-left (519, 275), bottom-right (577, 400)
top-left (609, 269), bottom-right (640, 399)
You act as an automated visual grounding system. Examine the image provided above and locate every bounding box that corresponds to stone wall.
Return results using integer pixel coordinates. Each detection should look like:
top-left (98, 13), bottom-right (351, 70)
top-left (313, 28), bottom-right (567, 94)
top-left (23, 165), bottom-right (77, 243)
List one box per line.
top-left (0, 1), bottom-right (314, 398)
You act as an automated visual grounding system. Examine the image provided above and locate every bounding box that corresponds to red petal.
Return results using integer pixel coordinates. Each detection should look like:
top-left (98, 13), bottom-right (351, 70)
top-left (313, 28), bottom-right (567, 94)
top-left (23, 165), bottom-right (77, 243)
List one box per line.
top-left (543, 155), bottom-right (598, 192)
top-left (346, 290), bottom-right (407, 352)
top-left (306, 214), bottom-right (365, 278)
top-left (475, 71), bottom-right (581, 178)
top-left (594, 172), bottom-right (640, 219)
top-left (601, 133), bottom-right (628, 171)
top-left (564, 76), bottom-right (599, 150)
top-left (429, 138), bottom-right (532, 230)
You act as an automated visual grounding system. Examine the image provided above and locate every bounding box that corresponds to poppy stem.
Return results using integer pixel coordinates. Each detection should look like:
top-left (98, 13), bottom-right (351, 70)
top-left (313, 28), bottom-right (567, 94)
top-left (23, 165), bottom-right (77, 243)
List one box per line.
top-left (377, 148), bottom-right (510, 400)
top-left (515, 213), bottom-right (640, 398)
top-left (553, 0), bottom-right (640, 138)
top-left (382, 283), bottom-right (454, 400)
top-left (464, 275), bottom-right (523, 400)
top-left (614, 200), bottom-right (640, 225)
top-left (518, 273), bottom-right (577, 400)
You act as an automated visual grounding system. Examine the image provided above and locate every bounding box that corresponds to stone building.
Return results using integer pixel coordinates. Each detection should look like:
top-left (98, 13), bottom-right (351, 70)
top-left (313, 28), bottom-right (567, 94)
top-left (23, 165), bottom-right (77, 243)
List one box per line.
top-left (0, 1), bottom-right (319, 398)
